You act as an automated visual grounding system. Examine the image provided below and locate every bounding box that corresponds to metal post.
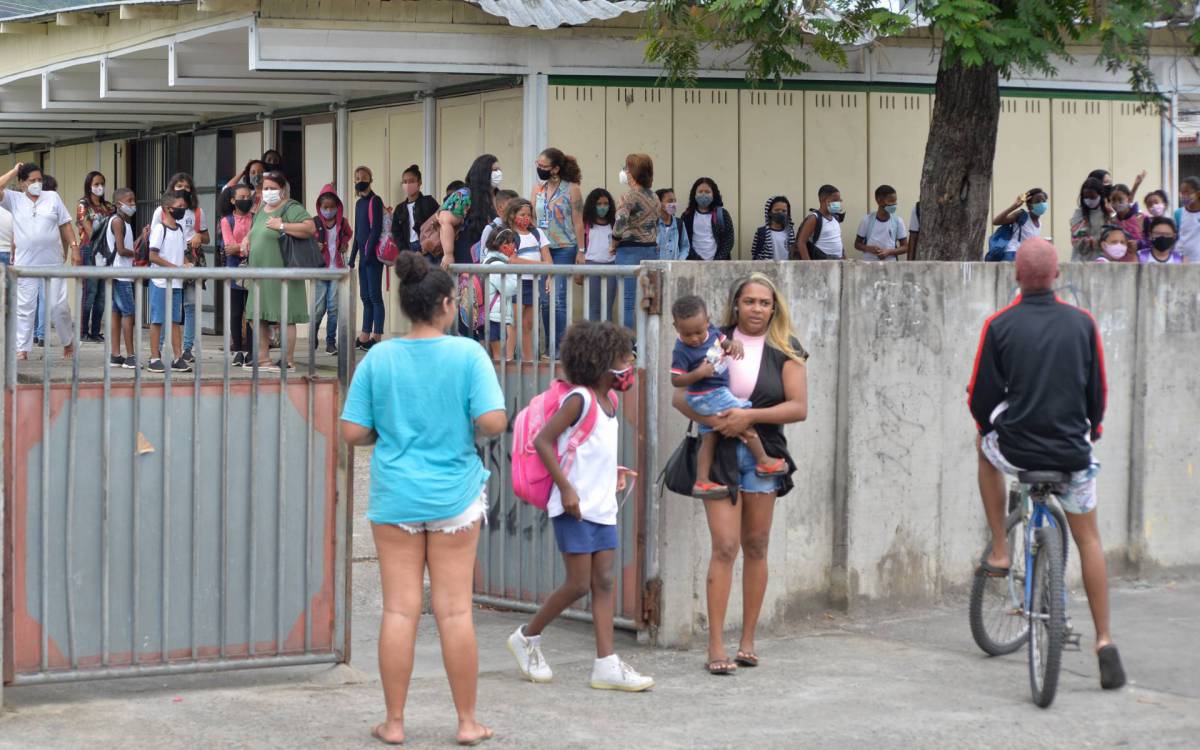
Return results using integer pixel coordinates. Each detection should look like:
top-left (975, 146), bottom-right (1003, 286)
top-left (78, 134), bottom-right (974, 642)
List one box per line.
top-left (65, 278), bottom-right (82, 668)
top-left (132, 280), bottom-right (143, 664)
top-left (190, 277), bottom-right (202, 661)
top-left (0, 266), bottom-right (7, 707)
top-left (276, 282), bottom-right (288, 653)
top-left (220, 280), bottom-right (231, 658)
top-left (101, 279), bottom-right (113, 667)
top-left (248, 281), bottom-right (260, 656)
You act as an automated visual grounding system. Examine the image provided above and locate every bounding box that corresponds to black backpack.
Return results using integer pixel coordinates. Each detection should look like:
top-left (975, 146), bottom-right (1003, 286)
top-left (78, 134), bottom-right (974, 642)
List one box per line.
top-left (91, 214), bottom-right (121, 266)
top-left (804, 209), bottom-right (844, 260)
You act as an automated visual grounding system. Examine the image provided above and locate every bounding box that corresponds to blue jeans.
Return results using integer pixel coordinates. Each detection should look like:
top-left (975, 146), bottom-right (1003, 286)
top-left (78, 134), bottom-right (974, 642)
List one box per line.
top-left (614, 244), bottom-right (658, 330)
top-left (36, 283), bottom-right (45, 340)
top-left (312, 280), bottom-right (339, 345)
top-left (159, 284), bottom-right (196, 351)
top-left (80, 244), bottom-right (106, 338)
top-left (685, 387), bottom-right (751, 435)
top-left (359, 254), bottom-right (385, 335)
top-left (585, 259), bottom-right (617, 321)
top-left (0, 251), bottom-right (9, 266)
top-left (539, 246), bottom-right (576, 356)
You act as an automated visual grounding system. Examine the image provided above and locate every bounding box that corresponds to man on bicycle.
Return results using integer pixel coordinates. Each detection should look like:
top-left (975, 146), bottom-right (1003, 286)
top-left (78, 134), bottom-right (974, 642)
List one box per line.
top-left (968, 237), bottom-right (1125, 690)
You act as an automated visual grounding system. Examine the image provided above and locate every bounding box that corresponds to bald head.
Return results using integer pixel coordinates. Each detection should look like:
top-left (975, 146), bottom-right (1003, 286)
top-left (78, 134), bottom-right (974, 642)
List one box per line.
top-left (1015, 237), bottom-right (1059, 293)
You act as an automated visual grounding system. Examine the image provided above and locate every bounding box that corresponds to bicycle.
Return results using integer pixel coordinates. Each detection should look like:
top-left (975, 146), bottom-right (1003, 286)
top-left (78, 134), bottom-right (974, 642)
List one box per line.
top-left (969, 471), bottom-right (1080, 708)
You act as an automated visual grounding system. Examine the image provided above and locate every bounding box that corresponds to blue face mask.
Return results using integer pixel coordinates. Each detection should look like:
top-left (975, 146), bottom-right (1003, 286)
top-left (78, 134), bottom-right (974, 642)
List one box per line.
top-left (1030, 201), bottom-right (1048, 217)
top-left (695, 193), bottom-right (713, 209)
top-left (827, 201), bottom-right (843, 215)
top-left (596, 204), bottom-right (610, 218)
top-left (883, 204), bottom-right (897, 215)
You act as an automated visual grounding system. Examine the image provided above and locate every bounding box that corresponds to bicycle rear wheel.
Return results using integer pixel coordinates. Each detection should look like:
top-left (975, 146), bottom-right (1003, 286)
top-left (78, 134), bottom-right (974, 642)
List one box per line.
top-left (969, 510), bottom-right (1028, 656)
top-left (1028, 526), bottom-right (1065, 708)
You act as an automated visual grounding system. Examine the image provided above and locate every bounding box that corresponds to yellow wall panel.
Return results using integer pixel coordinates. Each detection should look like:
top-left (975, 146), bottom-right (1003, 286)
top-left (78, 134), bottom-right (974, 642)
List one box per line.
top-left (739, 90), bottom-right (805, 257)
top-left (869, 93), bottom-right (929, 228)
top-left (1050, 99), bottom-right (1111, 256)
top-left (235, 128), bottom-right (263, 172)
top-left (387, 105), bottom-right (425, 205)
top-left (438, 95), bottom-right (482, 188)
top-left (993, 97), bottom-right (1052, 252)
top-left (1112, 101), bottom-right (1162, 197)
top-left (548, 85), bottom-right (606, 198)
top-left (51, 143), bottom-right (94, 208)
top-left (304, 121), bottom-right (335, 201)
top-left (673, 88), bottom-right (740, 254)
top-left (481, 90), bottom-right (523, 193)
top-left (805, 91), bottom-right (868, 252)
top-left (605, 87), bottom-right (671, 195)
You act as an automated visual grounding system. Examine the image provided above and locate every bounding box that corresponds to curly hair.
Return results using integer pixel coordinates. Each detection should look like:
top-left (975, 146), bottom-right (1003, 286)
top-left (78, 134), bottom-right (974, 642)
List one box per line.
top-left (395, 252), bottom-right (454, 323)
top-left (560, 321), bottom-right (634, 389)
top-left (582, 187), bottom-right (614, 226)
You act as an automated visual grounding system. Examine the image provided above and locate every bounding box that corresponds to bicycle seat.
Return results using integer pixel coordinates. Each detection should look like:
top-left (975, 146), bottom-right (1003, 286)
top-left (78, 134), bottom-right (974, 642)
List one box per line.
top-left (1018, 470), bottom-right (1069, 485)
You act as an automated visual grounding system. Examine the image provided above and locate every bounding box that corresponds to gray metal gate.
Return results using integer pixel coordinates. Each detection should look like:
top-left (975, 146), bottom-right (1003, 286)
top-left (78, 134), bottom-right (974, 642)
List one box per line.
top-left (2, 266), bottom-right (356, 687)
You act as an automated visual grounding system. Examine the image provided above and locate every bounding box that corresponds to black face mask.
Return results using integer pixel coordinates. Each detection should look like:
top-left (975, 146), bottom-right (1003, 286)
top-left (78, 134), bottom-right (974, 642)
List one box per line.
top-left (536, 166), bottom-right (553, 181)
top-left (169, 206), bottom-right (187, 221)
top-left (770, 212), bottom-right (788, 225)
top-left (355, 181), bottom-right (370, 193)
top-left (1152, 236), bottom-right (1177, 252)
top-left (175, 190), bottom-right (192, 205)
top-left (234, 199), bottom-right (253, 213)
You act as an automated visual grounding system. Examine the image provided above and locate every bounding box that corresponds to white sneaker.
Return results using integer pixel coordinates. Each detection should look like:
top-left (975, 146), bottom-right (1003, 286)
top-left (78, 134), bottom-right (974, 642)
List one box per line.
top-left (507, 626), bottom-right (553, 683)
top-left (590, 654), bottom-right (654, 692)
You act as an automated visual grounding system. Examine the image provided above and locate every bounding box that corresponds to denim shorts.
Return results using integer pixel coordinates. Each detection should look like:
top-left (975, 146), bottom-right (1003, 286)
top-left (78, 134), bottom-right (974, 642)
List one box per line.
top-left (980, 431), bottom-right (1099, 515)
top-left (521, 279), bottom-right (536, 306)
top-left (552, 515), bottom-right (618, 554)
top-left (686, 387), bottom-right (751, 435)
top-left (393, 488), bottom-right (487, 534)
top-left (149, 285), bottom-right (184, 326)
top-left (737, 442), bottom-right (780, 494)
top-left (112, 280), bottom-right (135, 317)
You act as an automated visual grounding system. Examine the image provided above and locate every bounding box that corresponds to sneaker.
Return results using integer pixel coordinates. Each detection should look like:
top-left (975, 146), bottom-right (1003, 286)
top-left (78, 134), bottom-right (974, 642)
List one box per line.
top-left (146, 358), bottom-right (166, 373)
top-left (325, 342), bottom-right (337, 355)
top-left (590, 654), bottom-right (653, 692)
top-left (108, 354), bottom-right (125, 367)
top-left (507, 626), bottom-right (553, 683)
top-left (171, 357), bottom-right (192, 373)
top-left (181, 349), bottom-right (195, 363)
top-left (232, 351), bottom-right (246, 367)
top-left (122, 356), bottom-right (137, 370)
top-left (34, 338), bottom-right (44, 347)
top-left (355, 338), bottom-right (372, 352)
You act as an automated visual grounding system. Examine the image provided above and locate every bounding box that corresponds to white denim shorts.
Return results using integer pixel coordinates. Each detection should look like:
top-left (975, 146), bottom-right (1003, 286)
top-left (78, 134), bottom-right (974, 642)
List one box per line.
top-left (394, 488), bottom-right (488, 535)
top-left (980, 431), bottom-right (1099, 515)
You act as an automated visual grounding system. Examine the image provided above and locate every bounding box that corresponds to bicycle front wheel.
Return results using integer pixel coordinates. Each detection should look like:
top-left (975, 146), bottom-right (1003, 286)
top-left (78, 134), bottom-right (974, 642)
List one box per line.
top-left (969, 509), bottom-right (1028, 656)
top-left (1028, 526), bottom-right (1066, 708)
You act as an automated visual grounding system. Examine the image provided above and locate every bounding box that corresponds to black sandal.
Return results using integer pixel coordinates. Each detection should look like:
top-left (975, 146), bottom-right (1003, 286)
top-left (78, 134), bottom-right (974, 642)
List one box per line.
top-left (1098, 645), bottom-right (1127, 690)
top-left (735, 650), bottom-right (759, 668)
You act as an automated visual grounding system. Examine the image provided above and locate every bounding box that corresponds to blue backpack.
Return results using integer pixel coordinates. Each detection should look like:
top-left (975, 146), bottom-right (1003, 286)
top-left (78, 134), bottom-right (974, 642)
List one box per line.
top-left (986, 210), bottom-right (1029, 262)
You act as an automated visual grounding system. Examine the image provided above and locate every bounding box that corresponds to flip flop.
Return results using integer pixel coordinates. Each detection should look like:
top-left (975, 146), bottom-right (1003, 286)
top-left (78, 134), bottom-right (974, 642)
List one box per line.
top-left (457, 727), bottom-right (494, 747)
top-left (735, 651), bottom-right (759, 668)
top-left (705, 659), bottom-right (738, 675)
top-left (754, 458), bottom-right (789, 477)
top-left (975, 561), bottom-right (1010, 578)
top-left (1098, 645), bottom-right (1127, 690)
top-left (371, 724), bottom-right (404, 746)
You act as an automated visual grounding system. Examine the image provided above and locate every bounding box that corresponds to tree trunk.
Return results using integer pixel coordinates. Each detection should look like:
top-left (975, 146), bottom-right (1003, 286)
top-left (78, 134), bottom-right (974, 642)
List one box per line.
top-left (917, 59), bottom-right (1000, 261)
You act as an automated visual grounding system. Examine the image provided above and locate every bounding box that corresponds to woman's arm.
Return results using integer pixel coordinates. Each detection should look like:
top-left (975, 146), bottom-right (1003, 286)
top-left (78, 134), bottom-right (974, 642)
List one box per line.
top-left (341, 420), bottom-right (378, 446)
top-left (570, 183), bottom-right (585, 249)
top-left (711, 359), bottom-right (808, 437)
top-left (475, 408), bottom-right (507, 437)
top-left (281, 217), bottom-right (316, 239)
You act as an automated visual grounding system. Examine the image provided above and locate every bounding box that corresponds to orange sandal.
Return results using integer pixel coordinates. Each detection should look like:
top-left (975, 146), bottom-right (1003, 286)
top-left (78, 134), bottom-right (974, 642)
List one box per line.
top-left (692, 481), bottom-right (730, 499)
top-left (754, 458), bottom-right (788, 477)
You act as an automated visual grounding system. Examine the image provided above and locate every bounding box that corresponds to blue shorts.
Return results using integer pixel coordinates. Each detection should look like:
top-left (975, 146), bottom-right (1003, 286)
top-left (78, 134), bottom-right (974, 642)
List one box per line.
top-left (112, 281), bottom-right (135, 317)
top-left (552, 516), bottom-right (618, 554)
top-left (149, 285), bottom-right (184, 326)
top-left (737, 442), bottom-right (780, 494)
top-left (686, 387), bottom-right (751, 435)
top-left (521, 279), bottom-right (536, 306)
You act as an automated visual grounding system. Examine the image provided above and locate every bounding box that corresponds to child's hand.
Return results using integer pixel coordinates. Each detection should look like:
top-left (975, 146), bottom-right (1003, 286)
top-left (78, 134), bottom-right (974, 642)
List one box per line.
top-left (723, 339), bottom-right (745, 360)
top-left (617, 467), bottom-right (637, 492)
top-left (695, 360), bottom-right (716, 378)
top-left (561, 487), bottom-right (583, 520)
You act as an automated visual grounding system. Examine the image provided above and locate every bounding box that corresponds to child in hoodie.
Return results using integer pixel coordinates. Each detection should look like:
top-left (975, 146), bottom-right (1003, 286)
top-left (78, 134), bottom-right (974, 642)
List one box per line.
top-left (314, 185), bottom-right (353, 355)
top-left (751, 195), bottom-right (796, 260)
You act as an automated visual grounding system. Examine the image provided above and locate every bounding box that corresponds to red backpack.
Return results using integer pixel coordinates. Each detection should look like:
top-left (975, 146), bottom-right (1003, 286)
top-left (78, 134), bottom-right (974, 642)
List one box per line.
top-left (511, 382), bottom-right (618, 510)
top-left (367, 198), bottom-right (400, 265)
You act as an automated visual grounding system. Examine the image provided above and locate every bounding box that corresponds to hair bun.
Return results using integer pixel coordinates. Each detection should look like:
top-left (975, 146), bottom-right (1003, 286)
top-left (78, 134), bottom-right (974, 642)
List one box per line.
top-left (394, 252), bottom-right (429, 285)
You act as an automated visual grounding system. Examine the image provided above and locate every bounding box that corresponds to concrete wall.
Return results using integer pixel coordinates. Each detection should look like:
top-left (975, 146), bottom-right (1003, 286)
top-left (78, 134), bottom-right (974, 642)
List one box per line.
top-left (644, 260), bottom-right (1200, 647)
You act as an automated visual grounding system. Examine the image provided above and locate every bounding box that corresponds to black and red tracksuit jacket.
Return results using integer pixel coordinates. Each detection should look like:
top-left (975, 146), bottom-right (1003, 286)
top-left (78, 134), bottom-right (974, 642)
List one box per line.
top-left (968, 289), bottom-right (1107, 472)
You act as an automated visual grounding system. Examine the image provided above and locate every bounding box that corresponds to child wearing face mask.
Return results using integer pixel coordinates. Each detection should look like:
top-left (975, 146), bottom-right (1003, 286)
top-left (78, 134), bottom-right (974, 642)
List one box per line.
top-left (1175, 176), bottom-right (1200, 263)
top-left (855, 186), bottom-right (908, 262)
top-left (1109, 184), bottom-right (1145, 246)
top-left (580, 188), bottom-right (619, 320)
top-left (220, 185), bottom-right (255, 366)
top-left (482, 227), bottom-right (520, 361)
top-left (1095, 227), bottom-right (1136, 263)
top-left (797, 184), bottom-right (845, 260)
top-left (654, 188), bottom-right (690, 262)
top-left (1070, 177), bottom-right (1114, 262)
top-left (751, 195), bottom-right (797, 261)
top-left (313, 186), bottom-right (353, 355)
top-left (1140, 217), bottom-right (1185, 264)
top-left (1141, 190), bottom-right (1170, 249)
top-left (990, 188), bottom-right (1048, 262)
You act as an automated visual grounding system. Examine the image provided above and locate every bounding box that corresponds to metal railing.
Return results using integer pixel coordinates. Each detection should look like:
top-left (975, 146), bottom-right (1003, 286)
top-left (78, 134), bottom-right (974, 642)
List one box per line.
top-left (2, 265), bottom-right (356, 686)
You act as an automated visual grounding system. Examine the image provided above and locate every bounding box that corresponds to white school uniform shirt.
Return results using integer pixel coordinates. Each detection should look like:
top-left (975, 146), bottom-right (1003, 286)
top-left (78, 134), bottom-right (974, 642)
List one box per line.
top-left (1176, 206), bottom-right (1200, 263)
top-left (0, 189), bottom-right (72, 266)
top-left (769, 229), bottom-right (790, 260)
top-left (1002, 213), bottom-right (1042, 260)
top-left (547, 387), bottom-right (620, 526)
top-left (585, 223), bottom-right (614, 262)
top-left (516, 228), bottom-right (547, 281)
top-left (326, 225), bottom-right (340, 269)
top-left (812, 211), bottom-right (844, 258)
top-left (856, 212), bottom-right (908, 262)
top-left (691, 213), bottom-right (716, 260)
top-left (909, 205), bottom-right (920, 234)
top-left (151, 206), bottom-right (207, 242)
top-left (149, 222), bottom-right (187, 289)
top-left (104, 215), bottom-right (135, 283)
top-left (406, 202), bottom-right (418, 244)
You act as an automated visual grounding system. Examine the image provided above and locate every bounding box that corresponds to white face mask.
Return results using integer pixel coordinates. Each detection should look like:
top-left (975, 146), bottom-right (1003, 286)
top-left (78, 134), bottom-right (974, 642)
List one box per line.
top-left (1103, 242), bottom-right (1127, 259)
top-left (1083, 197), bottom-right (1101, 209)
top-left (91, 184), bottom-right (105, 198)
top-left (26, 181), bottom-right (42, 197)
top-left (490, 169), bottom-right (503, 187)
top-left (619, 169), bottom-right (629, 186)
top-left (119, 203), bottom-right (137, 217)
top-left (262, 188), bottom-right (282, 206)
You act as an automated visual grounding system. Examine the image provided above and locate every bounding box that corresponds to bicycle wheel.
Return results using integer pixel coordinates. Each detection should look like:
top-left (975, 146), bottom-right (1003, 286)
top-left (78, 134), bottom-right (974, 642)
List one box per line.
top-left (1028, 526), bottom-right (1066, 708)
top-left (969, 510), bottom-right (1029, 655)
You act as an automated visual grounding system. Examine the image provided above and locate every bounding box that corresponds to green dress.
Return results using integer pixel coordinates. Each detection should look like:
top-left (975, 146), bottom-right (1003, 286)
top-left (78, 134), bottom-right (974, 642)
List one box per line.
top-left (248, 199), bottom-right (311, 324)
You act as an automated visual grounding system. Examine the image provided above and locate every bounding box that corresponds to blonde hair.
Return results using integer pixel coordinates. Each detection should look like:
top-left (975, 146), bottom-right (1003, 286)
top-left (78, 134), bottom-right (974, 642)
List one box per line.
top-left (721, 272), bottom-right (807, 363)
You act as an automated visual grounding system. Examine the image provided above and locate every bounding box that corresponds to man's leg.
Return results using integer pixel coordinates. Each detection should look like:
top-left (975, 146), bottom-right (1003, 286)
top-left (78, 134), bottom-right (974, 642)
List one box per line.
top-left (15, 277), bottom-right (37, 355)
top-left (977, 435), bottom-right (1010, 570)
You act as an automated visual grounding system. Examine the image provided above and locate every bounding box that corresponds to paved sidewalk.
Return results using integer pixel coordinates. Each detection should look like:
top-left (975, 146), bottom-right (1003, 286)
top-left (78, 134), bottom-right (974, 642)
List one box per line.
top-left (1, 572), bottom-right (1196, 749)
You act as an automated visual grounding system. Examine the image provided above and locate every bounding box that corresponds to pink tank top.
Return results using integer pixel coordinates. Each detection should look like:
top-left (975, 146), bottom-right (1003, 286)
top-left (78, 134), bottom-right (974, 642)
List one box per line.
top-left (728, 331), bottom-right (765, 401)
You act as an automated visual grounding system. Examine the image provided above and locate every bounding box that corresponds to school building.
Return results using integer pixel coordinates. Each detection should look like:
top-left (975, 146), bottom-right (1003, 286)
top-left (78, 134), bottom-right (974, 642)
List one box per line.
top-left (1, 0), bottom-right (1196, 332)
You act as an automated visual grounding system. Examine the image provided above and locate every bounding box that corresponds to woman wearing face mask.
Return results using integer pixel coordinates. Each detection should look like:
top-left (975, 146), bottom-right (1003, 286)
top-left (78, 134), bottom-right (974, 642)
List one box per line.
top-left (1139, 217), bottom-right (1185, 264)
top-left (247, 171), bottom-right (316, 371)
top-left (990, 188), bottom-right (1048, 261)
top-left (655, 187), bottom-right (691, 262)
top-left (389, 164), bottom-right (440, 258)
top-left (609, 153), bottom-right (660, 330)
top-left (531, 148), bottom-right (584, 358)
top-left (151, 172), bottom-right (209, 362)
top-left (349, 166), bottom-right (386, 351)
top-left (224, 159), bottom-right (266, 201)
top-left (76, 170), bottom-right (114, 343)
top-left (1108, 184), bottom-right (1145, 247)
top-left (1070, 177), bottom-right (1114, 262)
top-left (1094, 227), bottom-right (1136, 263)
top-left (682, 178), bottom-right (735, 262)
top-left (438, 154), bottom-right (501, 271)
top-left (579, 187), bottom-right (618, 321)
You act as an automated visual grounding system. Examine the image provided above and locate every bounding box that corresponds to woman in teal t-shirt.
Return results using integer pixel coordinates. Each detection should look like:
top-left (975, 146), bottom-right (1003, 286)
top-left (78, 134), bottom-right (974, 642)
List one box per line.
top-left (341, 254), bottom-right (505, 747)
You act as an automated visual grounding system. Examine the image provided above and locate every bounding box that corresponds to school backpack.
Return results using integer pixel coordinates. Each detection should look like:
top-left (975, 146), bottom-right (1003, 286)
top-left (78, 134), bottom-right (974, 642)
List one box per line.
top-left (804, 209), bottom-right (844, 259)
top-left (986, 210), bottom-right (1028, 262)
top-left (133, 225), bottom-right (151, 267)
top-left (367, 198), bottom-right (400, 265)
top-left (511, 382), bottom-right (619, 510)
top-left (91, 214), bottom-right (121, 266)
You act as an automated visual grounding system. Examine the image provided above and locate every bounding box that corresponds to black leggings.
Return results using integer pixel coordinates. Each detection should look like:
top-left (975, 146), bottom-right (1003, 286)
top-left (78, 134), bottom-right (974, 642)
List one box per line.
top-left (230, 287), bottom-right (254, 353)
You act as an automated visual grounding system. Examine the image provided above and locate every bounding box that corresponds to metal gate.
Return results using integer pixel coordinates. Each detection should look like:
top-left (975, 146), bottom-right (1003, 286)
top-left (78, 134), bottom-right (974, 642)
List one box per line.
top-left (450, 263), bottom-right (657, 630)
top-left (2, 266), bottom-right (356, 686)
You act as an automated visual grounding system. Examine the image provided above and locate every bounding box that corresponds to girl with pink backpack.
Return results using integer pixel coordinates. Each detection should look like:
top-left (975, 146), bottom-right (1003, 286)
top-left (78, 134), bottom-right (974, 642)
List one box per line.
top-left (506, 321), bottom-right (654, 692)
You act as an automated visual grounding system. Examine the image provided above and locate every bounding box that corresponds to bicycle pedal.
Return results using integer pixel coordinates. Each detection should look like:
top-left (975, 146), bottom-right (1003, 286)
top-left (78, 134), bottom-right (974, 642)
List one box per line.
top-left (1065, 632), bottom-right (1083, 650)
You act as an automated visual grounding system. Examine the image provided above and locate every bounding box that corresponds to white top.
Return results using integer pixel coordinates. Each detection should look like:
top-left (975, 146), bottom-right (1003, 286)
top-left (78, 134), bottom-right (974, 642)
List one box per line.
top-left (151, 206), bottom-right (207, 242)
top-left (0, 189), bottom-right (72, 267)
top-left (0, 205), bottom-right (12, 255)
top-left (909, 205), bottom-right (920, 233)
top-left (484, 252), bottom-right (519, 325)
top-left (547, 387), bottom-right (619, 525)
top-left (1177, 206), bottom-right (1200, 263)
top-left (691, 212), bottom-right (716, 260)
top-left (326, 225), bottom-right (340, 269)
top-left (585, 223), bottom-right (614, 262)
top-left (1004, 213), bottom-right (1042, 260)
top-left (856, 213), bottom-right (908, 262)
top-left (406, 202), bottom-right (418, 244)
top-left (768, 229), bottom-right (790, 260)
top-left (478, 217), bottom-right (503, 255)
top-left (811, 211), bottom-right (844, 258)
top-left (516, 228), bottom-right (547, 281)
top-left (104, 215), bottom-right (135, 282)
top-left (149, 222), bottom-right (187, 289)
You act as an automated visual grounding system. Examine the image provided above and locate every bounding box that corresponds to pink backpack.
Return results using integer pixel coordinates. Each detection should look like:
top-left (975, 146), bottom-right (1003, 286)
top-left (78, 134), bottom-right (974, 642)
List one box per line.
top-left (367, 198), bottom-right (400, 265)
top-left (511, 381), bottom-right (618, 510)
